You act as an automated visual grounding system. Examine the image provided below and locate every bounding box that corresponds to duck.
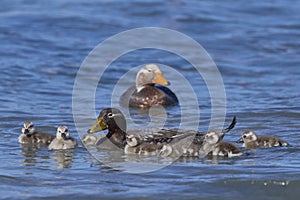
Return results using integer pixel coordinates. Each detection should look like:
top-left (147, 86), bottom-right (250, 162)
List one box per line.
top-left (201, 131), bottom-right (243, 158)
top-left (88, 107), bottom-right (237, 157)
top-left (18, 121), bottom-right (55, 145)
top-left (237, 130), bottom-right (289, 148)
top-left (120, 64), bottom-right (178, 108)
top-left (48, 126), bottom-right (77, 150)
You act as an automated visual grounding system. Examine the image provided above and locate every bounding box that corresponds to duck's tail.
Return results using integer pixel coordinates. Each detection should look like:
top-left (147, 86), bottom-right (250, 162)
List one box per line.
top-left (222, 116), bottom-right (237, 133)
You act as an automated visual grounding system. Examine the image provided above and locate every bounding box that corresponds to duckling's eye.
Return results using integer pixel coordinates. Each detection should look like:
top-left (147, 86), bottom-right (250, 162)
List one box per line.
top-left (65, 129), bottom-right (68, 132)
top-left (243, 135), bottom-right (247, 138)
top-left (147, 69), bottom-right (152, 72)
top-left (29, 125), bottom-right (33, 128)
top-left (107, 113), bottom-right (114, 118)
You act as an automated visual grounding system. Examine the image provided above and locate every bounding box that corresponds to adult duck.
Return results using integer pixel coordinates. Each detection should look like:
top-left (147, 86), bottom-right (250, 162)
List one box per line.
top-left (120, 64), bottom-right (178, 108)
top-left (88, 108), bottom-right (237, 157)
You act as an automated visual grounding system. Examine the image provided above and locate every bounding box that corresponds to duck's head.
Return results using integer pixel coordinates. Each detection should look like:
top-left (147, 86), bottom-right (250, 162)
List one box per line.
top-left (203, 116), bottom-right (237, 142)
top-left (22, 121), bottom-right (35, 136)
top-left (88, 108), bottom-right (127, 134)
top-left (126, 134), bottom-right (141, 147)
top-left (136, 64), bottom-right (170, 91)
top-left (204, 131), bottom-right (221, 145)
top-left (237, 130), bottom-right (257, 143)
top-left (56, 125), bottom-right (70, 140)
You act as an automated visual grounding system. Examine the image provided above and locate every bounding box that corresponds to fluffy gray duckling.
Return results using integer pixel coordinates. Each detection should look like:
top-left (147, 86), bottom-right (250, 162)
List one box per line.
top-left (237, 130), bottom-right (289, 148)
top-left (19, 121), bottom-right (55, 145)
top-left (201, 130), bottom-right (242, 158)
top-left (48, 126), bottom-right (77, 150)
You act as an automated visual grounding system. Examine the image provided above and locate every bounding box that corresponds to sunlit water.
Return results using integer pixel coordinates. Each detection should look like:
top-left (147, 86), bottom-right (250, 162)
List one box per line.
top-left (1, 0), bottom-right (300, 199)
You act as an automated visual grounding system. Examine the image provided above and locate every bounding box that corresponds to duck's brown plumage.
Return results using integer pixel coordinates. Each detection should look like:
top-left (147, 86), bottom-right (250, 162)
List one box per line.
top-left (120, 64), bottom-right (178, 108)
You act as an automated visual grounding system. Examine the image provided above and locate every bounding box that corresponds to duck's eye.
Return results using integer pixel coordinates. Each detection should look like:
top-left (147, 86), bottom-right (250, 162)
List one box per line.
top-left (29, 125), bottom-right (33, 128)
top-left (107, 113), bottom-right (114, 118)
top-left (147, 69), bottom-right (152, 72)
top-left (65, 129), bottom-right (68, 132)
top-left (243, 135), bottom-right (247, 138)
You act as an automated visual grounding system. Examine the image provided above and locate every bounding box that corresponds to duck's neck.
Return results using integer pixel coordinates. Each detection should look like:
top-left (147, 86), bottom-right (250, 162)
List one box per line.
top-left (136, 83), bottom-right (155, 93)
top-left (200, 142), bottom-right (216, 156)
top-left (107, 128), bottom-right (126, 148)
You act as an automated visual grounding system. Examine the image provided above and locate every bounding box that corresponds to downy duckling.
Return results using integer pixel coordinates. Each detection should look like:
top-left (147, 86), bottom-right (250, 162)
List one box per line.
top-left (237, 130), bottom-right (289, 148)
top-left (125, 134), bottom-right (172, 157)
top-left (82, 132), bottom-right (98, 146)
top-left (201, 130), bottom-right (243, 158)
top-left (48, 126), bottom-right (77, 150)
top-left (19, 121), bottom-right (55, 145)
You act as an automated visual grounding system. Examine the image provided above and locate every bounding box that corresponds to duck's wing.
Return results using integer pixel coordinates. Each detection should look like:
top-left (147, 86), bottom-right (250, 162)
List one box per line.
top-left (141, 128), bottom-right (199, 144)
top-left (155, 85), bottom-right (179, 105)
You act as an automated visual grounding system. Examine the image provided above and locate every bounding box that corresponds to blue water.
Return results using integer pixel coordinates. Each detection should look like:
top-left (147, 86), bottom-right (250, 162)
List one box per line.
top-left (1, 0), bottom-right (300, 199)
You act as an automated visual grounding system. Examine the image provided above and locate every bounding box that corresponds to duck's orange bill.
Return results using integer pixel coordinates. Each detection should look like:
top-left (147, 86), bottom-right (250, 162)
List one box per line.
top-left (152, 72), bottom-right (170, 86)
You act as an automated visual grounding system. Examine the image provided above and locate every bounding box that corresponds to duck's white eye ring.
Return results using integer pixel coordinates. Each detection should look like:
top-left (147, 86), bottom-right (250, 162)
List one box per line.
top-left (107, 113), bottom-right (114, 118)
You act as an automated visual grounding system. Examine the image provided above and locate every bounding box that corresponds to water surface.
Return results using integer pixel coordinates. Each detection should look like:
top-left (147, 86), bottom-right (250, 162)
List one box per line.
top-left (1, 0), bottom-right (300, 199)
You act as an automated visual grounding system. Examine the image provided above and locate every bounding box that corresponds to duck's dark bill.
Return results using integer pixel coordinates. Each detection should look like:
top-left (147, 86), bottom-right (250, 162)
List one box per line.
top-left (236, 137), bottom-right (243, 143)
top-left (89, 117), bottom-right (107, 133)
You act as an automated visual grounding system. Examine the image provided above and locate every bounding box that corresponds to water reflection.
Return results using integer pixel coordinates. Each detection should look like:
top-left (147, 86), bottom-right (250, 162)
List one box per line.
top-left (202, 156), bottom-right (237, 165)
top-left (50, 149), bottom-right (75, 169)
top-left (19, 143), bottom-right (46, 167)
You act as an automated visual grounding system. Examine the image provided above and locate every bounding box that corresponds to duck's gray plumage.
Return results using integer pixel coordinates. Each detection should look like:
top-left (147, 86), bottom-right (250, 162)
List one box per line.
top-left (88, 108), bottom-right (237, 157)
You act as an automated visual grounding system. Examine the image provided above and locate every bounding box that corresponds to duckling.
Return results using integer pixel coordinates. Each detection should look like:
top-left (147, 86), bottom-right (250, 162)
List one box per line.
top-left (19, 121), bottom-right (55, 145)
top-left (202, 131), bottom-right (242, 158)
top-left (82, 132), bottom-right (107, 146)
top-left (237, 130), bottom-right (289, 148)
top-left (48, 126), bottom-right (77, 150)
top-left (88, 107), bottom-right (237, 158)
top-left (82, 132), bottom-right (98, 146)
top-left (125, 134), bottom-right (172, 157)
top-left (120, 64), bottom-right (178, 108)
